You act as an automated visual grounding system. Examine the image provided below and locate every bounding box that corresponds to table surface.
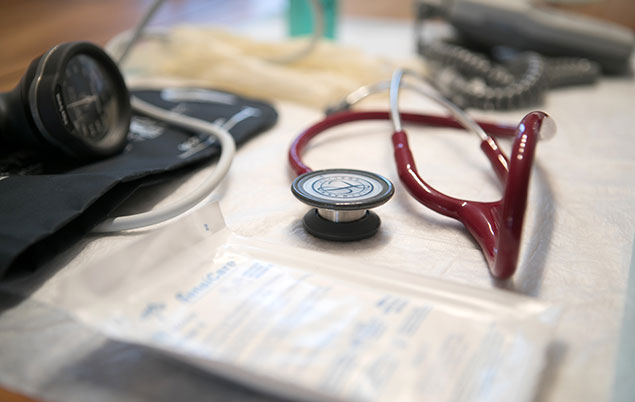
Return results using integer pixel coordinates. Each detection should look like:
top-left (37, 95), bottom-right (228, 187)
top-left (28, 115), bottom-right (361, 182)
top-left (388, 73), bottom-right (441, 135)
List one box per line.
top-left (0, 4), bottom-right (409, 402)
top-left (1, 1), bottom-right (634, 402)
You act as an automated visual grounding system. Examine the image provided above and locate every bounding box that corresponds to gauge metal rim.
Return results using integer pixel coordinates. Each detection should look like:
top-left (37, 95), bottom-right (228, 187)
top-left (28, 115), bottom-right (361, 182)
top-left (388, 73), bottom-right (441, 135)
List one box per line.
top-left (291, 168), bottom-right (394, 211)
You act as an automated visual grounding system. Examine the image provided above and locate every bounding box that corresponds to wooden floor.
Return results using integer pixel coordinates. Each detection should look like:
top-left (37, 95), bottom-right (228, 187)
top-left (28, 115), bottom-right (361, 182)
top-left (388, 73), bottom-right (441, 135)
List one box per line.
top-left (0, 0), bottom-right (238, 91)
top-left (1, 0), bottom-right (133, 90)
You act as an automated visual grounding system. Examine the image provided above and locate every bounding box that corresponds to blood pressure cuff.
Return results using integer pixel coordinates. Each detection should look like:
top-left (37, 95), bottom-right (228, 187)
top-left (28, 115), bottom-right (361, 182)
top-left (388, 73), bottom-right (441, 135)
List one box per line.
top-left (0, 88), bottom-right (277, 279)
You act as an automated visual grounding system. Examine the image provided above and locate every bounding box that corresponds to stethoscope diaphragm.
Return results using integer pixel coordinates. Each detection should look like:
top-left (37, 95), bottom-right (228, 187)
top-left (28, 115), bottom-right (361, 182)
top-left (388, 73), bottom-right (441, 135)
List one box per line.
top-left (291, 168), bottom-right (394, 241)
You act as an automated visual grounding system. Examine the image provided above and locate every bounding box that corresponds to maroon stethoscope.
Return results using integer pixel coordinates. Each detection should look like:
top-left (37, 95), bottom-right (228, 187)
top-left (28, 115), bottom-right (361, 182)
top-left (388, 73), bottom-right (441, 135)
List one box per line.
top-left (289, 70), bottom-right (555, 279)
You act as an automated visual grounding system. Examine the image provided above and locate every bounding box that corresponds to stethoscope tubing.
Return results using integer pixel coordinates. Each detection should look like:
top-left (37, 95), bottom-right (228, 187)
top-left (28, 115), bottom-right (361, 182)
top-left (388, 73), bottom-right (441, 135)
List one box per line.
top-left (289, 110), bottom-right (518, 176)
top-left (93, 96), bottom-right (236, 232)
top-left (392, 111), bottom-right (548, 279)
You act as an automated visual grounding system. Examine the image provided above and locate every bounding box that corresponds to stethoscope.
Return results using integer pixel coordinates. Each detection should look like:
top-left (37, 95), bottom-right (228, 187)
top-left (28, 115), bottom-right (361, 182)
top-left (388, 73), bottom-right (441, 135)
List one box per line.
top-left (289, 69), bottom-right (556, 279)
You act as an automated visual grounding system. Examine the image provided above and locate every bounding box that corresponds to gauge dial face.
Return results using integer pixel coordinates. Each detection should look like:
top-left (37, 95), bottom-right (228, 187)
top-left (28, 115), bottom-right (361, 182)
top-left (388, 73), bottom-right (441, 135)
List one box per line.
top-left (59, 54), bottom-right (118, 143)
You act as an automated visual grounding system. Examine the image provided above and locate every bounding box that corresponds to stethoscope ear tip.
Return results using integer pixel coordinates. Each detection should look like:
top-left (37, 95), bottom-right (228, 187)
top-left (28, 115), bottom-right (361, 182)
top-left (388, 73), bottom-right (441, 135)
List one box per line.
top-left (539, 114), bottom-right (557, 141)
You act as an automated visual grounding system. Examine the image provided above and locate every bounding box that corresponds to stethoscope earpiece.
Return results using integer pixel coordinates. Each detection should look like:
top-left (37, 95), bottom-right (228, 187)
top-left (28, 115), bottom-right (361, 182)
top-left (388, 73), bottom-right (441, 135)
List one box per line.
top-left (291, 169), bottom-right (394, 241)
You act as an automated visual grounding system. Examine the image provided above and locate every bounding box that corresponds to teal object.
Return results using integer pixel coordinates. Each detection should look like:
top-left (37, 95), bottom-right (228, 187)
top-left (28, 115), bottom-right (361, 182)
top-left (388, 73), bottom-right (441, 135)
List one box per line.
top-left (288, 0), bottom-right (338, 39)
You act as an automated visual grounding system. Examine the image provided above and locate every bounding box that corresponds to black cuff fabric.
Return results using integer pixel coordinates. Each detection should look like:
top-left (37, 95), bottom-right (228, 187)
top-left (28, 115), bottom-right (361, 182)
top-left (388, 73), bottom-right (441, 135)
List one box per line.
top-left (0, 88), bottom-right (277, 279)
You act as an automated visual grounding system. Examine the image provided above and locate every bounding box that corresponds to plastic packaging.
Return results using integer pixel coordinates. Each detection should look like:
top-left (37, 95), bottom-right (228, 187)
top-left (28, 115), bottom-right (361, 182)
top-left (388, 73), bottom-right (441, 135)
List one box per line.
top-left (42, 202), bottom-right (558, 402)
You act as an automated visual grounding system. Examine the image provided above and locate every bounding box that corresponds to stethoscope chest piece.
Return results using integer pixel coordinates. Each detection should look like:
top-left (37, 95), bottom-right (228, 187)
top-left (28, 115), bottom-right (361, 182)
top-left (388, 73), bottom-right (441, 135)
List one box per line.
top-left (291, 168), bottom-right (394, 241)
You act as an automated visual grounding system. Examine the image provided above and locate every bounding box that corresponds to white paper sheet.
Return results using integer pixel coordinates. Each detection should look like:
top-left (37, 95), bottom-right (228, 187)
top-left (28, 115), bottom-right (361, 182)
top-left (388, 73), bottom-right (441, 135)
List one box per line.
top-left (0, 16), bottom-right (633, 402)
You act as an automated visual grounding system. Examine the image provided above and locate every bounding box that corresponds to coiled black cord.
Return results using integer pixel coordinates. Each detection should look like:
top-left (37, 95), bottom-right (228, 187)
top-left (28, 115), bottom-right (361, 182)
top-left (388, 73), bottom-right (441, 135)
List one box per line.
top-left (415, 3), bottom-right (601, 111)
top-left (422, 40), bottom-right (549, 110)
top-left (420, 39), bottom-right (600, 110)
top-left (545, 57), bottom-right (600, 88)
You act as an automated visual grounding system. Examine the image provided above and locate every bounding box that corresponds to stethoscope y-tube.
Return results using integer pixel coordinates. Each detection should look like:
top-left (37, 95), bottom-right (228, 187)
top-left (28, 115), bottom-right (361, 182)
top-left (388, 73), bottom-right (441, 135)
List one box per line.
top-left (389, 70), bottom-right (555, 279)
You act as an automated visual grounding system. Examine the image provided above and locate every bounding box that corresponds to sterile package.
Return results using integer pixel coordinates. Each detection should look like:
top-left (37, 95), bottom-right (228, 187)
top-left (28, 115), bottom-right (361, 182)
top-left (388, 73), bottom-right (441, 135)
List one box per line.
top-left (39, 202), bottom-right (559, 402)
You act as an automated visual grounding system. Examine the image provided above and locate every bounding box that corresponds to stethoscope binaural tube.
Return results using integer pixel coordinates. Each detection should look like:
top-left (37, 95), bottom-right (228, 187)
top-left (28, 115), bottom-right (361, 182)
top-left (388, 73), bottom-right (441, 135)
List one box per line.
top-left (288, 111), bottom-right (518, 176)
